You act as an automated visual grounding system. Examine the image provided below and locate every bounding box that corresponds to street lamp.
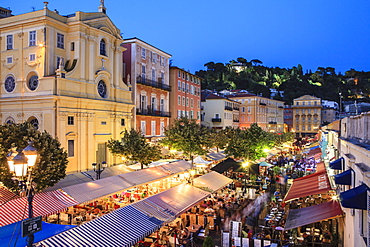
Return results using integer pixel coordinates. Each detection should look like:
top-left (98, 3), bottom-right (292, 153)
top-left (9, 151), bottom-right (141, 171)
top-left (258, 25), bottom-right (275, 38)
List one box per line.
top-left (92, 161), bottom-right (107, 180)
top-left (7, 141), bottom-right (39, 247)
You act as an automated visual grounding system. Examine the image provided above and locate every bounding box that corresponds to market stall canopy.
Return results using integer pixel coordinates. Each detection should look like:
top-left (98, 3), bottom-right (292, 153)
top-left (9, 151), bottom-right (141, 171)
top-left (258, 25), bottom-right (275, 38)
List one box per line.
top-left (61, 175), bottom-right (134, 204)
top-left (0, 190), bottom-right (78, 227)
top-left (307, 148), bottom-right (321, 158)
top-left (0, 186), bottom-right (19, 204)
top-left (193, 156), bottom-right (212, 167)
top-left (36, 205), bottom-right (163, 247)
top-left (43, 165), bottom-right (134, 192)
top-left (157, 160), bottom-right (191, 174)
top-left (284, 200), bottom-right (343, 230)
top-left (83, 164), bottom-right (134, 179)
top-left (259, 161), bottom-right (273, 167)
top-left (329, 157), bottom-right (344, 170)
top-left (211, 158), bottom-right (259, 175)
top-left (284, 170), bottom-right (331, 202)
top-left (315, 162), bottom-right (326, 173)
top-left (340, 184), bottom-right (369, 210)
top-left (148, 159), bottom-right (178, 167)
top-left (193, 171), bottom-right (233, 192)
top-left (334, 169), bottom-right (352, 185)
top-left (211, 158), bottom-right (243, 173)
top-left (1, 221), bottom-right (75, 247)
top-left (132, 183), bottom-right (211, 222)
top-left (119, 167), bottom-right (172, 186)
top-left (206, 152), bottom-right (226, 161)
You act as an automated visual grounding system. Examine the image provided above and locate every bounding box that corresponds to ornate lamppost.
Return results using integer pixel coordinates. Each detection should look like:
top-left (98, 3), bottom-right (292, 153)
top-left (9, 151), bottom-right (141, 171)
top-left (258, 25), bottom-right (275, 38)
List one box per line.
top-left (92, 161), bottom-right (107, 180)
top-left (7, 141), bottom-right (39, 247)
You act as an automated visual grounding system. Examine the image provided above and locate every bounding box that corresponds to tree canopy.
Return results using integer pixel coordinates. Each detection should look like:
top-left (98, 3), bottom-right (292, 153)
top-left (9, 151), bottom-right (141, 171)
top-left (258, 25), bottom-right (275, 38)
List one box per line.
top-left (107, 129), bottom-right (162, 169)
top-left (196, 57), bottom-right (370, 104)
top-left (161, 117), bottom-right (211, 165)
top-left (224, 123), bottom-right (274, 162)
top-left (0, 122), bottom-right (68, 193)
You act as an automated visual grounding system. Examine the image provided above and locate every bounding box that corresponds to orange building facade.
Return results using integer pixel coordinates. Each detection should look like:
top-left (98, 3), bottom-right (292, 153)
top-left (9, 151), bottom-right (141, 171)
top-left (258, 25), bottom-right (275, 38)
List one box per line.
top-left (169, 67), bottom-right (202, 125)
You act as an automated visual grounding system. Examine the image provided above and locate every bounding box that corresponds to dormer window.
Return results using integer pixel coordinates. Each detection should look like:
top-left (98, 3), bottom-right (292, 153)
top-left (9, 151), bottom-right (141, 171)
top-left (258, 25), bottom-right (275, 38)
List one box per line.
top-left (100, 39), bottom-right (107, 56)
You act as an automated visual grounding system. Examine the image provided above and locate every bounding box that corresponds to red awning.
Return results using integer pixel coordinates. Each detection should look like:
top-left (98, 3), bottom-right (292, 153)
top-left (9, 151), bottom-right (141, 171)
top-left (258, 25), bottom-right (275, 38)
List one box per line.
top-left (0, 186), bottom-right (20, 204)
top-left (284, 200), bottom-right (343, 230)
top-left (307, 148), bottom-right (321, 157)
top-left (284, 170), bottom-right (331, 202)
top-left (0, 190), bottom-right (78, 227)
top-left (316, 162), bottom-right (326, 172)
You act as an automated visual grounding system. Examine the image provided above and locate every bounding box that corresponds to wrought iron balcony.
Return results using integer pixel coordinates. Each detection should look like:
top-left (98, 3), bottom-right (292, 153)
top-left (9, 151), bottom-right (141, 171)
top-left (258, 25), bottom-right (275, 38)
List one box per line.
top-left (212, 118), bottom-right (222, 122)
top-left (233, 119), bottom-right (240, 122)
top-left (259, 102), bottom-right (267, 106)
top-left (136, 107), bottom-right (171, 117)
top-left (268, 121), bottom-right (277, 124)
top-left (225, 106), bottom-right (233, 111)
top-left (136, 76), bottom-right (171, 92)
top-left (233, 107), bottom-right (240, 111)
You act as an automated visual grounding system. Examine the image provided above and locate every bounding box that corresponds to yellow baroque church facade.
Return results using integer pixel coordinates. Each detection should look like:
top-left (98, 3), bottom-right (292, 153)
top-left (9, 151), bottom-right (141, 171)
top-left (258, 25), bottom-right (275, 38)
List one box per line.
top-left (0, 3), bottom-right (133, 173)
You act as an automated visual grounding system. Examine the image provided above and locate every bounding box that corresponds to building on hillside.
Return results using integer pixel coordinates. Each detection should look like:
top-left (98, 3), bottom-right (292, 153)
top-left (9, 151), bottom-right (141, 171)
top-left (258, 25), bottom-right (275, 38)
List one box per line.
top-left (122, 38), bottom-right (171, 141)
top-left (168, 67), bottom-right (202, 125)
top-left (0, 3), bottom-right (133, 173)
top-left (292, 95), bottom-right (322, 137)
top-left (321, 113), bottom-right (370, 247)
top-left (200, 92), bottom-right (240, 129)
top-left (227, 93), bottom-right (284, 133)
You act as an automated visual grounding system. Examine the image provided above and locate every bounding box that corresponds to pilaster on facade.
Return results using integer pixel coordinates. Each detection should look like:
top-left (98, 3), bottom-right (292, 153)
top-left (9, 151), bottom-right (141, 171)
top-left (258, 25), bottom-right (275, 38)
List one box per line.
top-left (0, 4), bottom-right (133, 173)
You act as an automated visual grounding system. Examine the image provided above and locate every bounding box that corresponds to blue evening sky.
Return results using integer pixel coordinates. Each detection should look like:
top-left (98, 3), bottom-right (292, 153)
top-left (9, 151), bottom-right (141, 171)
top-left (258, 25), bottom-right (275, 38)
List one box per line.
top-left (7, 0), bottom-right (370, 74)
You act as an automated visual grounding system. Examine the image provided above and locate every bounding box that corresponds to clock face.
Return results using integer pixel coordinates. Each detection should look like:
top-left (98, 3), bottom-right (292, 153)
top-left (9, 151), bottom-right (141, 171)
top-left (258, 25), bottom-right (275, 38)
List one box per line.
top-left (4, 76), bottom-right (15, 92)
top-left (28, 75), bottom-right (39, 91)
top-left (97, 80), bottom-right (107, 98)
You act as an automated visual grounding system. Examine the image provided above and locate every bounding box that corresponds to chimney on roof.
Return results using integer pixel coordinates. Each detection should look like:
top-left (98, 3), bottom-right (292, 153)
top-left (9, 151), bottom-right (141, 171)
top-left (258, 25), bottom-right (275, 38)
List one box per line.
top-left (0, 7), bottom-right (12, 18)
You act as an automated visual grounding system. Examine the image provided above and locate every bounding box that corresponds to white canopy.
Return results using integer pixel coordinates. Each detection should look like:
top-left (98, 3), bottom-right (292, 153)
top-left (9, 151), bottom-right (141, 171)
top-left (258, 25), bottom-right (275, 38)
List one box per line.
top-left (193, 156), bottom-right (212, 165)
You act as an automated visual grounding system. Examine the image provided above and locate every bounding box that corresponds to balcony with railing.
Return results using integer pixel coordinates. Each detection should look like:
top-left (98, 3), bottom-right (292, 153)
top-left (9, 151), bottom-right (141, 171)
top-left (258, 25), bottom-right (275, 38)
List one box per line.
top-left (260, 102), bottom-right (267, 106)
top-left (233, 119), bottom-right (240, 122)
top-left (212, 118), bottom-right (222, 122)
top-left (136, 107), bottom-right (171, 117)
top-left (233, 107), bottom-right (240, 111)
top-left (268, 121), bottom-right (277, 124)
top-left (136, 76), bottom-right (171, 92)
top-left (225, 106), bottom-right (233, 111)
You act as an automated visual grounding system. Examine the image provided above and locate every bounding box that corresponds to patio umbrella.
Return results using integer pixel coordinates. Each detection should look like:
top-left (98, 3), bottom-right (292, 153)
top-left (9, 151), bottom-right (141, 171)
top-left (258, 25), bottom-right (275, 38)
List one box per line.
top-left (259, 161), bottom-right (273, 167)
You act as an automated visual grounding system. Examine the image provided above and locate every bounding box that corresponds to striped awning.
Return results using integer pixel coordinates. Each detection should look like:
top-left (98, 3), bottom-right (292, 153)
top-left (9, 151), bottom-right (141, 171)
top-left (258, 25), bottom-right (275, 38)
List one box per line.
top-left (206, 152), bottom-right (226, 161)
top-left (61, 175), bottom-right (134, 204)
top-left (35, 205), bottom-right (163, 247)
top-left (82, 164), bottom-right (134, 180)
top-left (284, 170), bottom-right (332, 202)
top-left (119, 167), bottom-right (171, 186)
top-left (193, 171), bottom-right (233, 192)
top-left (0, 186), bottom-right (20, 204)
top-left (157, 160), bottom-right (191, 174)
top-left (141, 184), bottom-right (211, 219)
top-left (0, 190), bottom-right (77, 227)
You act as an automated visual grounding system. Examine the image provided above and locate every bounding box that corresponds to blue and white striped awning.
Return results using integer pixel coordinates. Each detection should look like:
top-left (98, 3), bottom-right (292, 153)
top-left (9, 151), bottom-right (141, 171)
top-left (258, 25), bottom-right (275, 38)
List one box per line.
top-left (119, 166), bottom-right (172, 185)
top-left (157, 160), bottom-right (191, 174)
top-left (193, 171), bottom-right (233, 192)
top-left (142, 184), bottom-right (211, 219)
top-left (61, 175), bottom-right (134, 204)
top-left (35, 205), bottom-right (163, 247)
